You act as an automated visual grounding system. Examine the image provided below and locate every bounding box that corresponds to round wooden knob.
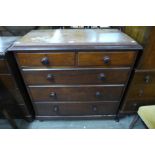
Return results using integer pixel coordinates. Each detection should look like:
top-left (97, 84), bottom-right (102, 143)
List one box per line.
top-left (144, 75), bottom-right (150, 83)
top-left (98, 73), bottom-right (106, 80)
top-left (41, 57), bottom-right (49, 65)
top-left (103, 56), bottom-right (110, 64)
top-left (47, 74), bottom-right (54, 80)
top-left (49, 92), bottom-right (56, 98)
top-left (133, 103), bottom-right (137, 107)
top-left (96, 91), bottom-right (102, 97)
top-left (92, 106), bottom-right (97, 112)
top-left (53, 106), bottom-right (59, 112)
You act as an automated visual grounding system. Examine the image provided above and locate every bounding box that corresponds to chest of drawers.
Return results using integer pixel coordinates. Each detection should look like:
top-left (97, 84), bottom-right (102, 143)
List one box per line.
top-left (9, 29), bottom-right (142, 119)
top-left (121, 70), bottom-right (155, 113)
top-left (0, 37), bottom-right (34, 120)
top-left (120, 27), bottom-right (155, 114)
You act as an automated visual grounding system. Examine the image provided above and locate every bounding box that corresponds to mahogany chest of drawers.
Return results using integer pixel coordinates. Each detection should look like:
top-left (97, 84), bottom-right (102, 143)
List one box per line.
top-left (0, 37), bottom-right (34, 119)
top-left (9, 29), bottom-right (142, 119)
top-left (120, 27), bottom-right (155, 114)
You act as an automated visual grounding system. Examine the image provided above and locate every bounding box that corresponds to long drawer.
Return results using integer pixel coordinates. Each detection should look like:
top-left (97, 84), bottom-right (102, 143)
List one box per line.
top-left (0, 59), bottom-right (10, 73)
top-left (127, 84), bottom-right (155, 100)
top-left (0, 75), bottom-right (26, 105)
top-left (16, 52), bottom-right (75, 67)
top-left (23, 68), bottom-right (130, 85)
top-left (34, 101), bottom-right (120, 116)
top-left (29, 85), bottom-right (124, 102)
top-left (132, 70), bottom-right (155, 85)
top-left (121, 99), bottom-right (155, 113)
top-left (0, 103), bottom-right (31, 118)
top-left (0, 75), bottom-right (17, 89)
top-left (78, 51), bottom-right (136, 67)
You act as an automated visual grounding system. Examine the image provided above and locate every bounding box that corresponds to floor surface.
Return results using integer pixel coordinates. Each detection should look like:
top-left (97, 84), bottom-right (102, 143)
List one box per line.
top-left (0, 115), bottom-right (146, 129)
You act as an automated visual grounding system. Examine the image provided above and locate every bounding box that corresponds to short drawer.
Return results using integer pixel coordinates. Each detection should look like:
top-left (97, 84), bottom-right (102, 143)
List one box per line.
top-left (19, 104), bottom-right (31, 117)
top-left (0, 59), bottom-right (10, 73)
top-left (16, 52), bottom-right (75, 67)
top-left (78, 51), bottom-right (136, 67)
top-left (29, 85), bottom-right (124, 102)
top-left (0, 75), bottom-right (17, 89)
top-left (127, 84), bottom-right (155, 100)
top-left (34, 101), bottom-right (120, 116)
top-left (0, 75), bottom-right (25, 105)
top-left (23, 68), bottom-right (130, 85)
top-left (132, 70), bottom-right (155, 85)
top-left (0, 103), bottom-right (30, 118)
top-left (121, 100), bottom-right (155, 113)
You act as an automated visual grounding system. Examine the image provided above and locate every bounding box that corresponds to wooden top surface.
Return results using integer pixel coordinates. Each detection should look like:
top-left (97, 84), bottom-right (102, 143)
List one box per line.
top-left (0, 37), bottom-right (20, 55)
top-left (10, 29), bottom-right (142, 51)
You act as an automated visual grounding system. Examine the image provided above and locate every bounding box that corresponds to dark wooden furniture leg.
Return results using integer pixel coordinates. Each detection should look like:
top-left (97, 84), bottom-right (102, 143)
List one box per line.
top-left (2, 109), bottom-right (18, 129)
top-left (129, 114), bottom-right (139, 129)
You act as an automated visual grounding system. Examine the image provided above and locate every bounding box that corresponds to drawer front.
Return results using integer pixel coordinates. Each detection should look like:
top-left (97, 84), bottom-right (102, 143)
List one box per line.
top-left (132, 70), bottom-right (155, 85)
top-left (127, 84), bottom-right (155, 100)
top-left (29, 85), bottom-right (124, 102)
top-left (122, 100), bottom-right (155, 112)
top-left (16, 52), bottom-right (75, 67)
top-left (78, 51), bottom-right (136, 67)
top-left (19, 104), bottom-right (31, 117)
top-left (0, 103), bottom-right (30, 118)
top-left (0, 75), bottom-right (17, 89)
top-left (34, 101), bottom-right (119, 116)
top-left (120, 70), bottom-right (155, 113)
top-left (23, 68), bottom-right (130, 85)
top-left (0, 59), bottom-right (10, 73)
top-left (0, 75), bottom-right (26, 105)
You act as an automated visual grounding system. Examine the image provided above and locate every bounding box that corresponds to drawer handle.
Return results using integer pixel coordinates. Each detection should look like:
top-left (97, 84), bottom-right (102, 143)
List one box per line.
top-left (96, 91), bottom-right (102, 98)
top-left (144, 75), bottom-right (150, 83)
top-left (41, 57), bottom-right (49, 65)
top-left (98, 73), bottom-right (106, 80)
top-left (92, 105), bottom-right (97, 112)
top-left (47, 74), bottom-right (54, 80)
top-left (103, 56), bottom-right (110, 64)
top-left (53, 105), bottom-right (59, 112)
top-left (133, 103), bottom-right (138, 107)
top-left (49, 92), bottom-right (56, 98)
